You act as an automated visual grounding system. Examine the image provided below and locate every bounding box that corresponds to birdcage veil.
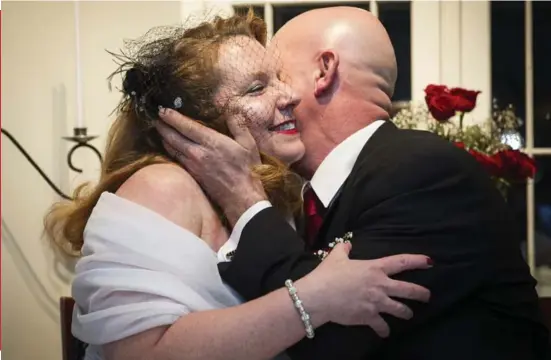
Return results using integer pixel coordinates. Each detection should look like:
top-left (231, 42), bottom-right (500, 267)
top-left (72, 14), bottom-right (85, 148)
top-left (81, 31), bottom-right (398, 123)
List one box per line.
top-left (107, 25), bottom-right (195, 122)
top-left (106, 8), bottom-right (291, 139)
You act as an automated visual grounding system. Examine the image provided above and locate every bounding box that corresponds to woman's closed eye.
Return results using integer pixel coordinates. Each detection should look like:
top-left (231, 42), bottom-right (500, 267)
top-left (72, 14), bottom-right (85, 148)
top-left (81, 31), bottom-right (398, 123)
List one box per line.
top-left (246, 82), bottom-right (265, 95)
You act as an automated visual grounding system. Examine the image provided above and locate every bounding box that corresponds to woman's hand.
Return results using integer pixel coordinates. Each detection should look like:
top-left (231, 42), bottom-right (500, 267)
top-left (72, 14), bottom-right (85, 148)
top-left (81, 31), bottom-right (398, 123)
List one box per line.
top-left (295, 242), bottom-right (432, 337)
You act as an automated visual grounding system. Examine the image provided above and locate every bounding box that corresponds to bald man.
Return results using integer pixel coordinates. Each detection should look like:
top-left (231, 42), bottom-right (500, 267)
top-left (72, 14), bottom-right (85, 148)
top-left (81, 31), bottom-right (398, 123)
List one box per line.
top-left (158, 7), bottom-right (549, 360)
top-left (270, 7), bottom-right (398, 179)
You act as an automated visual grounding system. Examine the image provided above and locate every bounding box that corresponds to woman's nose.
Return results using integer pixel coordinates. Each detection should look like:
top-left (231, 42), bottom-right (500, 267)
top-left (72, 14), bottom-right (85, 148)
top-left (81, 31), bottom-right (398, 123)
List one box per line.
top-left (277, 83), bottom-right (301, 110)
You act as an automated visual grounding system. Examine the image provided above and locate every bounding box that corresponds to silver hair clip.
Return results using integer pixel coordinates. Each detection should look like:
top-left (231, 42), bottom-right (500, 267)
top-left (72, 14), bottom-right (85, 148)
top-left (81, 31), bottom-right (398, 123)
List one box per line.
top-left (173, 96), bottom-right (183, 109)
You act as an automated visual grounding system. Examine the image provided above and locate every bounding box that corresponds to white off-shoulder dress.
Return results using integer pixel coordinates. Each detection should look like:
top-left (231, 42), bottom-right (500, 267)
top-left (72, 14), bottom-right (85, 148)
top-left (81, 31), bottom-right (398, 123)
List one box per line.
top-left (72, 192), bottom-right (248, 360)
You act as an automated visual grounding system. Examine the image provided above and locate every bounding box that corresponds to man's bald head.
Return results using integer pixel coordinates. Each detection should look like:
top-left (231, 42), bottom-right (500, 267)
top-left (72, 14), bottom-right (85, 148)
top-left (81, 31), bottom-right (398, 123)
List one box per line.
top-left (270, 7), bottom-right (397, 177)
top-left (274, 7), bottom-right (397, 98)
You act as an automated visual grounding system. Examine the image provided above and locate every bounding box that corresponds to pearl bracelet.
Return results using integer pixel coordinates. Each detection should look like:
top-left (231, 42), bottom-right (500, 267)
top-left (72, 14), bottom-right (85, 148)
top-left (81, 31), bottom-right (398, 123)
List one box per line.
top-left (285, 279), bottom-right (315, 339)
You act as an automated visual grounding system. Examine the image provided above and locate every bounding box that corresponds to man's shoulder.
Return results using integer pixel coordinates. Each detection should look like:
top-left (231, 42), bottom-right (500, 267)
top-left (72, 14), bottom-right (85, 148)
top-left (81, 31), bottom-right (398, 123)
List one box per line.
top-left (395, 128), bottom-right (461, 152)
top-left (357, 127), bottom-right (470, 174)
top-left (343, 127), bottom-right (490, 203)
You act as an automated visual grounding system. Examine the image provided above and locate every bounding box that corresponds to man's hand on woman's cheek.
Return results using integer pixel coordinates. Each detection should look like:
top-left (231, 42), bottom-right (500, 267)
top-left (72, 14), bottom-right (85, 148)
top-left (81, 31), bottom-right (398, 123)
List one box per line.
top-left (156, 108), bottom-right (268, 225)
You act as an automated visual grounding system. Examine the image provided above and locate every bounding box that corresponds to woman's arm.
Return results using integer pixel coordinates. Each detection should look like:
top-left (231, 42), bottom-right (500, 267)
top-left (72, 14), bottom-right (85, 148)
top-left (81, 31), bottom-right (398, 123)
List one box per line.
top-left (105, 163), bottom-right (321, 360)
top-left (101, 163), bottom-right (430, 360)
top-left (104, 273), bottom-right (326, 360)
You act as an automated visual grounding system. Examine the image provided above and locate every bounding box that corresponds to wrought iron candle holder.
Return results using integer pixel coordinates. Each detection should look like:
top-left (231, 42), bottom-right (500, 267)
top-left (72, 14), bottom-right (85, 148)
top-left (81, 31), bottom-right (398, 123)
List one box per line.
top-left (1, 127), bottom-right (102, 200)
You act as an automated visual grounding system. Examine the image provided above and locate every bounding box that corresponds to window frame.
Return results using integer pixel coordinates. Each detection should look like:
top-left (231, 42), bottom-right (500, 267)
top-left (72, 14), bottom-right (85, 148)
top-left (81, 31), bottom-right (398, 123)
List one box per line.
top-left (521, 1), bottom-right (551, 293)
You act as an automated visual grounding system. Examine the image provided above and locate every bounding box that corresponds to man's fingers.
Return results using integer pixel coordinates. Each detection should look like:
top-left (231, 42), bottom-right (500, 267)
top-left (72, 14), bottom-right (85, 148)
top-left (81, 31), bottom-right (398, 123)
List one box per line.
top-left (384, 279), bottom-right (431, 303)
top-left (226, 115), bottom-right (258, 155)
top-left (158, 108), bottom-right (217, 146)
top-left (156, 120), bottom-right (190, 148)
top-left (163, 141), bottom-right (186, 161)
top-left (157, 122), bottom-right (201, 161)
top-left (365, 314), bottom-right (390, 338)
top-left (377, 254), bottom-right (433, 276)
top-left (379, 297), bottom-right (414, 320)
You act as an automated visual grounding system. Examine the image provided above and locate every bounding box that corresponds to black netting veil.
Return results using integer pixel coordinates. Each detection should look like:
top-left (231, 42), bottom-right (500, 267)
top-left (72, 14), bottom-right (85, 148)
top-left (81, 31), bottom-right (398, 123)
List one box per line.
top-left (107, 25), bottom-right (192, 123)
top-left (105, 9), bottom-right (293, 144)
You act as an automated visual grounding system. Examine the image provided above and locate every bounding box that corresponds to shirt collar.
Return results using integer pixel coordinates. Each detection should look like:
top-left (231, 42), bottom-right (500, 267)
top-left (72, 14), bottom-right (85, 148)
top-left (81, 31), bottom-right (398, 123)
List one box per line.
top-left (309, 120), bottom-right (386, 208)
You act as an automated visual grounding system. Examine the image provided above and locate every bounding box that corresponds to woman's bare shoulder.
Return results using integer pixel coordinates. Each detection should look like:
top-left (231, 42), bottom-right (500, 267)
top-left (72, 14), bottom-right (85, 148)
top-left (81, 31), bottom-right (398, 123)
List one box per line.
top-left (116, 163), bottom-right (206, 235)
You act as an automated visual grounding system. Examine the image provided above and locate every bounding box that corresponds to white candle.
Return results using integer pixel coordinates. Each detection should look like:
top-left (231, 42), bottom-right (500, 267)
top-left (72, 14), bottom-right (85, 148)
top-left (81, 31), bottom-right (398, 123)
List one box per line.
top-left (74, 0), bottom-right (84, 128)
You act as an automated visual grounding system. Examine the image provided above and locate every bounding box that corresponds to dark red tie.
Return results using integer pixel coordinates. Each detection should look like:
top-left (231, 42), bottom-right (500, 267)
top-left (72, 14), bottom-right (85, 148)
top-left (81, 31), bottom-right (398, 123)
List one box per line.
top-left (303, 188), bottom-right (324, 245)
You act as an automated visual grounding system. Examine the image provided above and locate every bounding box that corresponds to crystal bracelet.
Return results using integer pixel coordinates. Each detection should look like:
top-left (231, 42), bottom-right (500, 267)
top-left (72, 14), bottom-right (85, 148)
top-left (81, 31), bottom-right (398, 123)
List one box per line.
top-left (285, 279), bottom-right (315, 339)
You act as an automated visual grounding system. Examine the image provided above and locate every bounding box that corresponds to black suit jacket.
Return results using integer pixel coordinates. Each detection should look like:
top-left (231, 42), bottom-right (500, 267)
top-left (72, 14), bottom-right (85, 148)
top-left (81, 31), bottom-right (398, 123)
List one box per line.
top-left (219, 122), bottom-right (550, 360)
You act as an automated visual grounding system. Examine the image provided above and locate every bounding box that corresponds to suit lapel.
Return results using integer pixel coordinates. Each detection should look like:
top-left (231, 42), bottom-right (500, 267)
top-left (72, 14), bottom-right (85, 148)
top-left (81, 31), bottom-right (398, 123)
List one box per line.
top-left (342, 121), bottom-right (397, 188)
top-left (294, 212), bottom-right (306, 239)
top-left (311, 180), bottom-right (347, 249)
top-left (312, 121), bottom-right (398, 248)
top-left (352, 121), bottom-right (397, 168)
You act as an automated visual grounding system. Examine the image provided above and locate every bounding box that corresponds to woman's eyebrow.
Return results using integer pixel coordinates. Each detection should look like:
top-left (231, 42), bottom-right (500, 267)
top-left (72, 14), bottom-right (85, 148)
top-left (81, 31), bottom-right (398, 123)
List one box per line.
top-left (247, 70), bottom-right (269, 81)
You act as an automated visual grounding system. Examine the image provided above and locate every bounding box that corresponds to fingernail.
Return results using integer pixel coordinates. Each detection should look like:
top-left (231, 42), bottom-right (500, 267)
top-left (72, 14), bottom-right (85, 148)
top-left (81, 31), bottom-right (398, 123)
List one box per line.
top-left (158, 106), bottom-right (167, 115)
top-left (426, 258), bottom-right (434, 266)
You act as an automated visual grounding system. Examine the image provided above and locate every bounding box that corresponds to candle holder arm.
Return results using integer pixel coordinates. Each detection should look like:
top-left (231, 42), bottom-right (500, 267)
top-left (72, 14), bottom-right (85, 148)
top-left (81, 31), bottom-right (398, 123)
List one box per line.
top-left (1, 127), bottom-right (103, 200)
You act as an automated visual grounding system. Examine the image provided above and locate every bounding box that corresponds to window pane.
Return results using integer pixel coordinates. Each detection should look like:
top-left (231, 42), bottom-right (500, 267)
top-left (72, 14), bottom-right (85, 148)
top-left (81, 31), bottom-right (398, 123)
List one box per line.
top-left (509, 155), bottom-right (551, 295)
top-left (233, 5), bottom-right (264, 20)
top-left (491, 1), bottom-right (551, 149)
top-left (378, 1), bottom-right (411, 101)
top-left (532, 156), bottom-right (551, 295)
top-left (491, 1), bottom-right (526, 140)
top-left (533, 1), bottom-right (551, 147)
top-left (273, 3), bottom-right (370, 33)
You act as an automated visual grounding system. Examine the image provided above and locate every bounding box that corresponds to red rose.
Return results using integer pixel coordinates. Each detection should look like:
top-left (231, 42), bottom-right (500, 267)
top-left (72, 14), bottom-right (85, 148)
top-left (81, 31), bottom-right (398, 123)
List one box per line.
top-left (424, 84), bottom-right (456, 122)
top-left (453, 141), bottom-right (466, 149)
top-left (423, 84), bottom-right (482, 120)
top-left (425, 92), bottom-right (457, 122)
top-left (469, 149), bottom-right (503, 177)
top-left (449, 88), bottom-right (481, 112)
top-left (424, 85), bottom-right (449, 97)
top-left (493, 150), bottom-right (536, 181)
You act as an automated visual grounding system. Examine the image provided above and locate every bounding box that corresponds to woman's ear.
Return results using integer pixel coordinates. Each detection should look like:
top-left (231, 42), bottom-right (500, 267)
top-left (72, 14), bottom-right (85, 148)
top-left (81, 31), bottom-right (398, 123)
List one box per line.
top-left (313, 50), bottom-right (339, 97)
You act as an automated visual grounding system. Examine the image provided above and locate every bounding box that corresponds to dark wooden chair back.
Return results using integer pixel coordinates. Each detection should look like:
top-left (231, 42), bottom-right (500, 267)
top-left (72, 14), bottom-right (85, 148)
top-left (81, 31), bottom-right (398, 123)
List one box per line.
top-left (540, 297), bottom-right (551, 343)
top-left (60, 297), bottom-right (87, 360)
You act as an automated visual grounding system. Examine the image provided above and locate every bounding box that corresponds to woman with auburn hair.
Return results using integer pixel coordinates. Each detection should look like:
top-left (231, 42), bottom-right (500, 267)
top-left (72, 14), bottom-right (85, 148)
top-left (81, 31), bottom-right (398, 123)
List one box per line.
top-left (44, 10), bottom-right (430, 360)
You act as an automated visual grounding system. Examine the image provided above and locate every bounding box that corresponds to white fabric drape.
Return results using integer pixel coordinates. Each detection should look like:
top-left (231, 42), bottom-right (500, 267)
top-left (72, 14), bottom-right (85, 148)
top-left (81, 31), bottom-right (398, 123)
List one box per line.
top-left (72, 192), bottom-right (243, 358)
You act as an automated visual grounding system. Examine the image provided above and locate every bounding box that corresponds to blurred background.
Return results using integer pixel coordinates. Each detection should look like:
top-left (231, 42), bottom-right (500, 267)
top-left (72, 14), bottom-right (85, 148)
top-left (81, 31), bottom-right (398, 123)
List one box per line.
top-left (1, 1), bottom-right (550, 359)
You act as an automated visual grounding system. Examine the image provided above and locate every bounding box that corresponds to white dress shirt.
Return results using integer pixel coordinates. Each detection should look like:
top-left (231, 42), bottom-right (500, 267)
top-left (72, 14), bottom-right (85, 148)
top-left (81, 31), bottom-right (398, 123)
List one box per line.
top-left (217, 120), bottom-right (386, 261)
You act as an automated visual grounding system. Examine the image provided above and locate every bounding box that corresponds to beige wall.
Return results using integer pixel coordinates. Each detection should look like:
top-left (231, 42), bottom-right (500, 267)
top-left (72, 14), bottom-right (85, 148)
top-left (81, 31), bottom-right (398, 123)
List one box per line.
top-left (1, 2), bottom-right (182, 359)
top-left (1, 1), bottom-right (490, 359)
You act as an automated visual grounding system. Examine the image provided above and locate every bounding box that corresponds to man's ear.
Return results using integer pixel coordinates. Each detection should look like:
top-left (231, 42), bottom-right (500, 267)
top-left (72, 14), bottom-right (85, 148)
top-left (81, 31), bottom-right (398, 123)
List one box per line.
top-left (314, 50), bottom-right (339, 97)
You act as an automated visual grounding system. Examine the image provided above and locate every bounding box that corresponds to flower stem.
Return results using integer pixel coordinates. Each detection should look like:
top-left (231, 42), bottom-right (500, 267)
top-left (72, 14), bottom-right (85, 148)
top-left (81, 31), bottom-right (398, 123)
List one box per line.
top-left (459, 112), bottom-right (465, 131)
